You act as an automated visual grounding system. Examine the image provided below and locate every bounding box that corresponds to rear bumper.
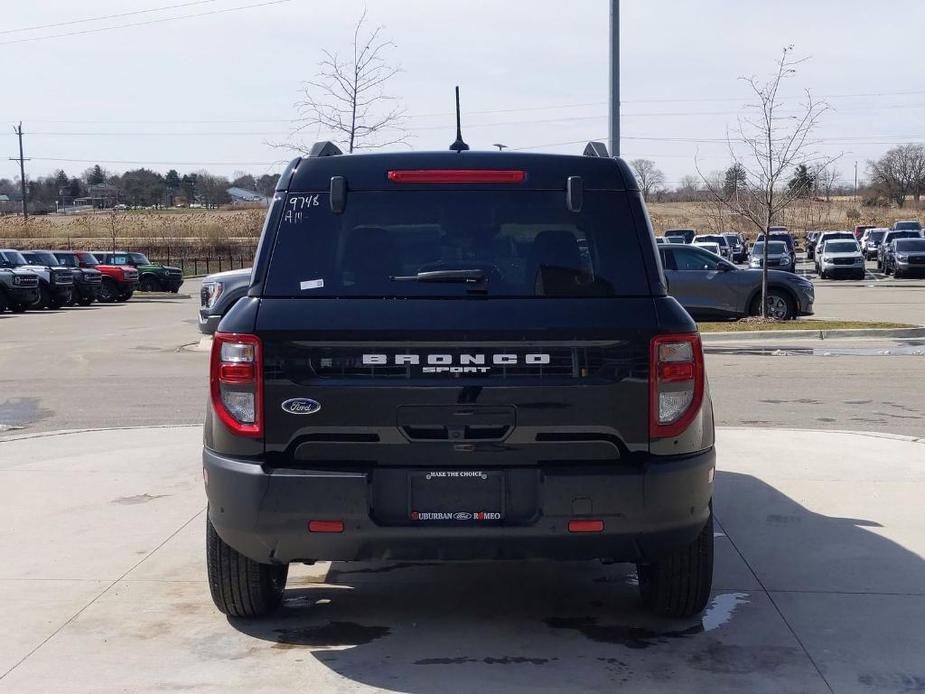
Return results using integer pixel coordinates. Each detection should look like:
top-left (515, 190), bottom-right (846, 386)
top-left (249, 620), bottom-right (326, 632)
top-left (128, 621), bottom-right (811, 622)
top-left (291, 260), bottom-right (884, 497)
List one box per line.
top-left (203, 447), bottom-right (715, 564)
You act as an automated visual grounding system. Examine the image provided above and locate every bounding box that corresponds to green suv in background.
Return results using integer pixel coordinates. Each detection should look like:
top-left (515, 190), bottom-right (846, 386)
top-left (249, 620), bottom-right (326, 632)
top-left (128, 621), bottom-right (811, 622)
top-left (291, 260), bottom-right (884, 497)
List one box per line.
top-left (95, 252), bottom-right (184, 293)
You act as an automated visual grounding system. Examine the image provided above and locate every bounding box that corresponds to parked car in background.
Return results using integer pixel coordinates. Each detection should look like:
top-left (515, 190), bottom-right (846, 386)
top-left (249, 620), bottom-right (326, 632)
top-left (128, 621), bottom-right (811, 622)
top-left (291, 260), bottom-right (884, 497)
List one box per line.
top-left (692, 241), bottom-right (721, 256)
top-left (814, 232), bottom-right (856, 273)
top-left (660, 243), bottom-right (813, 320)
top-left (877, 230), bottom-right (923, 270)
top-left (95, 252), bottom-right (184, 293)
top-left (757, 231), bottom-right (796, 254)
top-left (853, 224), bottom-right (876, 241)
top-left (817, 240), bottom-right (865, 280)
top-left (665, 235), bottom-right (686, 244)
top-left (199, 267), bottom-right (252, 335)
top-left (1, 249), bottom-right (74, 309)
top-left (692, 234), bottom-right (732, 260)
top-left (860, 228), bottom-right (888, 260)
top-left (751, 240), bottom-right (795, 273)
top-left (655, 237), bottom-right (666, 245)
top-left (884, 238), bottom-right (925, 277)
top-left (46, 251), bottom-right (103, 306)
top-left (71, 251), bottom-right (138, 303)
top-left (664, 228), bottom-right (696, 244)
top-left (722, 232), bottom-right (748, 262)
top-left (891, 220), bottom-right (922, 231)
top-left (0, 254), bottom-right (39, 313)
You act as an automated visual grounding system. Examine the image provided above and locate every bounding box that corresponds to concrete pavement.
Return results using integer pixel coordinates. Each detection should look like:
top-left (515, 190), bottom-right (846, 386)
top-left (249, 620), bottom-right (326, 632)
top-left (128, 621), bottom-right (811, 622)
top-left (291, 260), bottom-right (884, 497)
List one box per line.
top-left (1, 426), bottom-right (922, 693)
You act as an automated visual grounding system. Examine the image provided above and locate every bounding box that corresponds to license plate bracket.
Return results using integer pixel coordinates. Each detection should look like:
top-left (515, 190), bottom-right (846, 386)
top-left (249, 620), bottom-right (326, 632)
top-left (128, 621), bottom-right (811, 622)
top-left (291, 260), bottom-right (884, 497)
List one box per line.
top-left (409, 471), bottom-right (504, 522)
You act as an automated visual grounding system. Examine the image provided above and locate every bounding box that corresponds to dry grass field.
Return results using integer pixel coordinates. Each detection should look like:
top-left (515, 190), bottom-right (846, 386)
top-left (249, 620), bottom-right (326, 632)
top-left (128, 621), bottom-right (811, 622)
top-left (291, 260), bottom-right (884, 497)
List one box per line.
top-left (647, 198), bottom-right (922, 241)
top-left (0, 208), bottom-right (264, 257)
top-left (1, 198), bottom-right (922, 257)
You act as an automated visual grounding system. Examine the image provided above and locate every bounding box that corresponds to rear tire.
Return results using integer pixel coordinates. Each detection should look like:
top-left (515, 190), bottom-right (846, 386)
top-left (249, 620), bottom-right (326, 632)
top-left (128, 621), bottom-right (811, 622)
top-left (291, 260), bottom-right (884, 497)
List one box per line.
top-left (751, 289), bottom-right (795, 320)
top-left (206, 514), bottom-right (287, 618)
top-left (11, 302), bottom-right (27, 313)
top-left (637, 509), bottom-right (714, 618)
top-left (117, 289), bottom-right (133, 302)
top-left (0, 290), bottom-right (8, 313)
top-left (78, 295), bottom-right (94, 306)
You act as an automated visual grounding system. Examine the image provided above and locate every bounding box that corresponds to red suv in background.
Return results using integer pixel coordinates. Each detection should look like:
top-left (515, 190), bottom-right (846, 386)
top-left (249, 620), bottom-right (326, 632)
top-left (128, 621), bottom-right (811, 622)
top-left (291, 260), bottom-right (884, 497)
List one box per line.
top-left (74, 251), bottom-right (139, 302)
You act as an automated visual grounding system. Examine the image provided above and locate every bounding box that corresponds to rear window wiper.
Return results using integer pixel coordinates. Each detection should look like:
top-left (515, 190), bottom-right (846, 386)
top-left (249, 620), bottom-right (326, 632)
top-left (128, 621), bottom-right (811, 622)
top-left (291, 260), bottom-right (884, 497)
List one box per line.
top-left (390, 269), bottom-right (485, 284)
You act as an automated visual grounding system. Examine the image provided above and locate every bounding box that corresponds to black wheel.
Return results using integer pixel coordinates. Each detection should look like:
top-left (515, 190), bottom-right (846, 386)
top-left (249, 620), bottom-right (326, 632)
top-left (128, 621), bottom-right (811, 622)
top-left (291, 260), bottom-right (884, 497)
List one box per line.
top-left (32, 284), bottom-right (51, 309)
top-left (894, 268), bottom-right (903, 279)
top-left (819, 269), bottom-right (826, 279)
top-left (10, 302), bottom-right (27, 313)
top-left (750, 289), bottom-right (795, 320)
top-left (117, 289), bottom-right (134, 302)
top-left (98, 278), bottom-right (118, 303)
top-left (0, 291), bottom-right (8, 313)
top-left (637, 509), bottom-right (714, 618)
top-left (78, 296), bottom-right (94, 306)
top-left (207, 514), bottom-right (287, 618)
top-left (140, 276), bottom-right (161, 292)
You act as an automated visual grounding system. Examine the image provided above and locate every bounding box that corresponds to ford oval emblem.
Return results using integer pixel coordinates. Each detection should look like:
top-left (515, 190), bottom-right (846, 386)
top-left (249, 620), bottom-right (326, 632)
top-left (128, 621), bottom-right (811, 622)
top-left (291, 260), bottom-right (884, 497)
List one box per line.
top-left (281, 398), bottom-right (321, 415)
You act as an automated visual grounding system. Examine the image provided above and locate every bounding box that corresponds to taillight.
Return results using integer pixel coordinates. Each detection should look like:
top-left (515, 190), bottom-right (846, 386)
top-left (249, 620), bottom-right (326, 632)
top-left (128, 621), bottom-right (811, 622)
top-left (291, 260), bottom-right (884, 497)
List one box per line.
top-left (387, 169), bottom-right (526, 184)
top-left (210, 332), bottom-right (263, 437)
top-left (649, 334), bottom-right (704, 439)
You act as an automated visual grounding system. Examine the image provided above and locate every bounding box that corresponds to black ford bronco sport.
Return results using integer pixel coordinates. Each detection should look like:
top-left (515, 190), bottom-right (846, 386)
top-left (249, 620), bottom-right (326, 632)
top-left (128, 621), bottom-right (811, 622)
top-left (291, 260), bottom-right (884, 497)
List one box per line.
top-left (204, 142), bottom-right (716, 619)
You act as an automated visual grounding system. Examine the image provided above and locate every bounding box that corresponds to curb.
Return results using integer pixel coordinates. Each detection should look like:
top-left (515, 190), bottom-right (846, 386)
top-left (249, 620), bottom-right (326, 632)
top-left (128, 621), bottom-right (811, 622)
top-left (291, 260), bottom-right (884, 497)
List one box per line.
top-left (0, 423), bottom-right (202, 444)
top-left (701, 326), bottom-right (925, 342)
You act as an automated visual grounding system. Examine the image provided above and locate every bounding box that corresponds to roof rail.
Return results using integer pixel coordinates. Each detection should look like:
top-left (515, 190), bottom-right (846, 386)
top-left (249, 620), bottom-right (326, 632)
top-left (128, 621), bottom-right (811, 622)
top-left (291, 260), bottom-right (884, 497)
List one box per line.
top-left (308, 141), bottom-right (343, 158)
top-left (583, 141), bottom-right (610, 158)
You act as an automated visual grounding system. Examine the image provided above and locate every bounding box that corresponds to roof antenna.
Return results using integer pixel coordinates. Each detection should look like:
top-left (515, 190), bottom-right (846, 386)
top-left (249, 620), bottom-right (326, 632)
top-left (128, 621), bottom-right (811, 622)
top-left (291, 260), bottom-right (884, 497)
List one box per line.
top-left (449, 86), bottom-right (469, 152)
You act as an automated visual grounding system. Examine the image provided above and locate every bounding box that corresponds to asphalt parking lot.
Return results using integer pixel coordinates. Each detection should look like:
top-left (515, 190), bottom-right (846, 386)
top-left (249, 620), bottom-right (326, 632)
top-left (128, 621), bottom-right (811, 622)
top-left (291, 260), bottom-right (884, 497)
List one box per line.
top-left (1, 273), bottom-right (925, 692)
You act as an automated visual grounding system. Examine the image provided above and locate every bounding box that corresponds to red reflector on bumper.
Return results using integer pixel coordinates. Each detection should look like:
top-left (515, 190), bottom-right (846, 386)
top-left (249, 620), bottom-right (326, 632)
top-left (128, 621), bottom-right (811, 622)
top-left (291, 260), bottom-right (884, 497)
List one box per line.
top-left (568, 519), bottom-right (604, 533)
top-left (308, 520), bottom-right (344, 533)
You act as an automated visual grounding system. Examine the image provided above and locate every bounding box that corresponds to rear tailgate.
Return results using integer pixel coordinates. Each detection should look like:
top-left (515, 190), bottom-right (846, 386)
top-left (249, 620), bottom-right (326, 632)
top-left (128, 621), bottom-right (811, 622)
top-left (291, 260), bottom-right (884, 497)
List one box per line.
top-left (258, 297), bottom-right (657, 466)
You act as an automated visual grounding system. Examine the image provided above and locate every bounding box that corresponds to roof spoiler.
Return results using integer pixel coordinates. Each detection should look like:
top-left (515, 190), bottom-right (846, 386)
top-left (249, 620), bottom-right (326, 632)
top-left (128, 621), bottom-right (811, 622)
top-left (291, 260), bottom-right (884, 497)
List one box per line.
top-left (308, 141), bottom-right (343, 157)
top-left (583, 141), bottom-right (610, 158)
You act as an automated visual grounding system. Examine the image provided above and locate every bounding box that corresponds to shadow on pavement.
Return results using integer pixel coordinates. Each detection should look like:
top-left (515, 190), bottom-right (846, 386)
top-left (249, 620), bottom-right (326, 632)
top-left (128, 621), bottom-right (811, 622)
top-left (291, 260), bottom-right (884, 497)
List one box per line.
top-left (228, 470), bottom-right (923, 692)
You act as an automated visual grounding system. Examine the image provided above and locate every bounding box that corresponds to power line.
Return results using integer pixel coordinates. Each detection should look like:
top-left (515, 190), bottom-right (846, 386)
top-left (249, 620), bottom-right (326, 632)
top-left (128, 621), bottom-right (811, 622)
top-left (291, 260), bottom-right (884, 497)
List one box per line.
top-left (7, 88), bottom-right (925, 125)
top-left (0, 0), bottom-right (218, 36)
top-left (0, 0), bottom-right (292, 46)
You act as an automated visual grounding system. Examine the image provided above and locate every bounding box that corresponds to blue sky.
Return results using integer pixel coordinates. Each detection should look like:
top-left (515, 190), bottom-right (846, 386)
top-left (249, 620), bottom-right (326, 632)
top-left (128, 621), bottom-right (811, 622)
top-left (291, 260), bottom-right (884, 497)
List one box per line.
top-left (2, 0), bottom-right (923, 185)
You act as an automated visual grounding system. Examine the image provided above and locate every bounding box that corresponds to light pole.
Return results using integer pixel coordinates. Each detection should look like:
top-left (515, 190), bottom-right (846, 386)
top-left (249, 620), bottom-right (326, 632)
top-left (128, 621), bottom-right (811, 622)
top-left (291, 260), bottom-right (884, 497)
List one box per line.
top-left (609, 0), bottom-right (620, 157)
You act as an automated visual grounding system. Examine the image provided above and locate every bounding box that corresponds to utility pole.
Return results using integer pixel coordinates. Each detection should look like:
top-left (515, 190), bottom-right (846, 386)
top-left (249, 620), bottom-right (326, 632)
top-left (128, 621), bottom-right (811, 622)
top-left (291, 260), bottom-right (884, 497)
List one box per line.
top-left (854, 161), bottom-right (858, 201)
top-left (609, 0), bottom-right (620, 157)
top-left (10, 122), bottom-right (30, 220)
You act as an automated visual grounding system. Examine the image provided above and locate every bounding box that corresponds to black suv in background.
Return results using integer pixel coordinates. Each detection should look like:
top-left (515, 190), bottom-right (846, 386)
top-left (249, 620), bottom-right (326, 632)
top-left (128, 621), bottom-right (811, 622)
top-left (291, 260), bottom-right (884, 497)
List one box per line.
top-left (1, 249), bottom-right (73, 309)
top-left (204, 142), bottom-right (716, 620)
top-left (47, 251), bottom-right (103, 306)
top-left (0, 254), bottom-right (39, 313)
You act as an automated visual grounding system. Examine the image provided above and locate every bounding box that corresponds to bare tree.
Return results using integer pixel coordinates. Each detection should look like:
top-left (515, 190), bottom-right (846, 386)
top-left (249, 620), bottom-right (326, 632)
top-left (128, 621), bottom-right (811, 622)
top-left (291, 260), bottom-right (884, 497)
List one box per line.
top-left (813, 164), bottom-right (840, 202)
top-left (290, 9), bottom-right (406, 153)
top-left (630, 159), bottom-right (666, 200)
top-left (868, 144), bottom-right (925, 208)
top-left (698, 46), bottom-right (835, 318)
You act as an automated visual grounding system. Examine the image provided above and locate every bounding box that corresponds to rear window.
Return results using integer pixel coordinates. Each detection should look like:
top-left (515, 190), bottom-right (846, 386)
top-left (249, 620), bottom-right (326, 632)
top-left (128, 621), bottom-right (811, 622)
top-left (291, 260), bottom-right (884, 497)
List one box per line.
top-left (263, 190), bottom-right (651, 298)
